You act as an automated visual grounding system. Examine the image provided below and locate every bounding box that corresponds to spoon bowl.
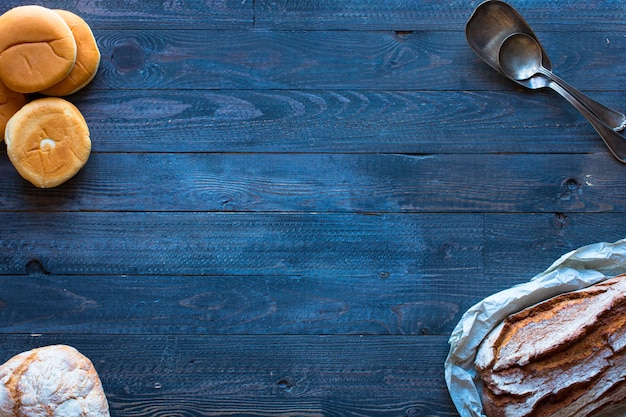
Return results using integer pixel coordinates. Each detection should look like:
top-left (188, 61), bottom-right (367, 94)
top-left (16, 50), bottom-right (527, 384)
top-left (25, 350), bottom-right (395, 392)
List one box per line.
top-left (467, 1), bottom-right (625, 130)
top-left (465, 0), bottom-right (551, 78)
top-left (498, 33), bottom-right (543, 81)
top-left (466, 0), bottom-right (626, 161)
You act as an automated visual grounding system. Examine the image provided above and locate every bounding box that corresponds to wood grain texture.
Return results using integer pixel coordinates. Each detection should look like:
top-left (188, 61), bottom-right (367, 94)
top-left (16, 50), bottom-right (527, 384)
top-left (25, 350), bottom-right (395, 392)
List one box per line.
top-left (257, 0), bottom-right (626, 31)
top-left (1, 2), bottom-right (624, 416)
top-left (0, 0), bottom-right (254, 29)
top-left (0, 212), bottom-right (482, 276)
top-left (0, 212), bottom-right (626, 277)
top-left (92, 30), bottom-right (626, 91)
top-left (1, 214), bottom-right (622, 337)
top-left (4, 258), bottom-right (615, 336)
top-left (58, 89), bottom-right (624, 154)
top-left (484, 214), bottom-right (626, 275)
top-left (0, 272), bottom-right (483, 336)
top-left (0, 334), bottom-right (458, 417)
top-left (3, 0), bottom-right (626, 31)
top-left (1, 153), bottom-right (624, 213)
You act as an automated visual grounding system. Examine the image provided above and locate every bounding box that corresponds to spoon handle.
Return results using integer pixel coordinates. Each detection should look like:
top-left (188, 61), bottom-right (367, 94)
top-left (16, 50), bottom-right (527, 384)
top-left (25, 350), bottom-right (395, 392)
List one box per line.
top-left (548, 79), bottom-right (626, 163)
top-left (540, 68), bottom-right (626, 131)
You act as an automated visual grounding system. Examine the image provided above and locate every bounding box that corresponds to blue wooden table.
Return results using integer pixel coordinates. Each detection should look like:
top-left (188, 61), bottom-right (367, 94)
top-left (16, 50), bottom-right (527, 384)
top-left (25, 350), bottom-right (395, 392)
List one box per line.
top-left (1, 1), bottom-right (626, 415)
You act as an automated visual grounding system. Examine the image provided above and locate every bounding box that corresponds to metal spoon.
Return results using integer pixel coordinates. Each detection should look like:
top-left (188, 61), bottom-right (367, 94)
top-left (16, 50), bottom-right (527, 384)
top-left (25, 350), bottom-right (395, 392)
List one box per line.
top-left (466, 0), bottom-right (626, 131)
top-left (499, 33), bottom-right (626, 162)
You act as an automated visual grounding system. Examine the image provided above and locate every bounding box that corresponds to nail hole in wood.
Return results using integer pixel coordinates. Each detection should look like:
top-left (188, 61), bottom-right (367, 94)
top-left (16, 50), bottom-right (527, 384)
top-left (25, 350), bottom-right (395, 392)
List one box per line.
top-left (562, 177), bottom-right (580, 191)
top-left (552, 213), bottom-right (571, 230)
top-left (277, 379), bottom-right (293, 393)
top-left (394, 30), bottom-right (414, 40)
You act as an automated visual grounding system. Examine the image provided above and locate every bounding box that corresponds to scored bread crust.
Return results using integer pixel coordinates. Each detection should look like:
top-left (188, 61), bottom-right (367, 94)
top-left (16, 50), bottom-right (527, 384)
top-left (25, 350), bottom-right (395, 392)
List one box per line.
top-left (5, 97), bottom-right (91, 188)
top-left (0, 5), bottom-right (77, 93)
top-left (40, 10), bottom-right (100, 96)
top-left (0, 345), bottom-right (110, 416)
top-left (475, 274), bottom-right (626, 417)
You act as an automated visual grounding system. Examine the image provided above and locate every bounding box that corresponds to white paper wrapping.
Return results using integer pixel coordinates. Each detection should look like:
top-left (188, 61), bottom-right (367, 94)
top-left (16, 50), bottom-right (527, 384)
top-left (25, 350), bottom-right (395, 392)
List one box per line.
top-left (444, 237), bottom-right (626, 417)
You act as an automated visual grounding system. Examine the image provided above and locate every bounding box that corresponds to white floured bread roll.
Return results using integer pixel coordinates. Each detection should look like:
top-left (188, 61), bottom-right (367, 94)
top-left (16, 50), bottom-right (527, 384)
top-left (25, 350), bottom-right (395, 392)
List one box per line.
top-left (475, 274), bottom-right (626, 417)
top-left (0, 344), bottom-right (110, 416)
top-left (0, 5), bottom-right (77, 93)
top-left (5, 97), bottom-right (91, 188)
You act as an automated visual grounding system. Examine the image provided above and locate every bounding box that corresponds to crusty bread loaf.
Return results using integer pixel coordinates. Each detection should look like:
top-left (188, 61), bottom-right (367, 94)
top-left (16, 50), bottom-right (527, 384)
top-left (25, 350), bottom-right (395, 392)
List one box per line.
top-left (475, 274), bottom-right (626, 417)
top-left (5, 97), bottom-right (91, 188)
top-left (0, 5), bottom-right (77, 93)
top-left (0, 344), bottom-right (110, 416)
top-left (40, 10), bottom-right (100, 96)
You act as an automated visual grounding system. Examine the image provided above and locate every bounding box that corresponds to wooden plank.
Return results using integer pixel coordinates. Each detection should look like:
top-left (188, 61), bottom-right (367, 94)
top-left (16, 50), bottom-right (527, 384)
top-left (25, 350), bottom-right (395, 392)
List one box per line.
top-left (485, 213), bottom-right (626, 278)
top-left (257, 0), bottom-right (626, 31)
top-left (8, 216), bottom-right (621, 337)
top-left (256, 0), bottom-right (476, 31)
top-left (2, 213), bottom-right (625, 304)
top-left (0, 0), bottom-right (254, 30)
top-left (0, 334), bottom-right (458, 417)
top-left (3, 0), bottom-right (626, 32)
top-left (0, 272), bottom-right (488, 336)
top-left (91, 30), bottom-right (626, 91)
top-left (66, 89), bottom-right (624, 154)
top-left (0, 213), bottom-right (483, 276)
top-left (1, 153), bottom-right (625, 213)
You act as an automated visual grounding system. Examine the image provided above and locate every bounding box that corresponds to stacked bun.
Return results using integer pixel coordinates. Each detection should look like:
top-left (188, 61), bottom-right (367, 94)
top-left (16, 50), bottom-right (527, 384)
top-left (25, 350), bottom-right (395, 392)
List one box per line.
top-left (0, 79), bottom-right (27, 141)
top-left (475, 274), bottom-right (626, 417)
top-left (0, 5), bottom-right (77, 94)
top-left (0, 5), bottom-right (100, 188)
top-left (40, 9), bottom-right (101, 96)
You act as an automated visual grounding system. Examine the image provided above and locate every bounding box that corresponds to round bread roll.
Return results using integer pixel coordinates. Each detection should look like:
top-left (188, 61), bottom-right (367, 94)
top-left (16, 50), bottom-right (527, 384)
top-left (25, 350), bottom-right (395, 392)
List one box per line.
top-left (0, 5), bottom-right (77, 93)
top-left (5, 97), bottom-right (91, 188)
top-left (0, 79), bottom-right (27, 141)
top-left (0, 345), bottom-right (110, 416)
top-left (40, 10), bottom-right (100, 96)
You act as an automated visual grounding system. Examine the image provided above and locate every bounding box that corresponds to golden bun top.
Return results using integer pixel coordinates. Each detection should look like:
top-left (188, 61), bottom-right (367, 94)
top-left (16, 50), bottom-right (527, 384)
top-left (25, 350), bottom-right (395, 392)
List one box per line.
top-left (5, 97), bottom-right (91, 188)
top-left (40, 9), bottom-right (100, 96)
top-left (0, 5), bottom-right (77, 93)
top-left (0, 78), bottom-right (27, 141)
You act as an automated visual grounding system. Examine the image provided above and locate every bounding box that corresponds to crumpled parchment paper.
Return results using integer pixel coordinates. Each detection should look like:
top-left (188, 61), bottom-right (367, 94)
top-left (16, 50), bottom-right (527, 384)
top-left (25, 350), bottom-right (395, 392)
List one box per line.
top-left (444, 237), bottom-right (626, 417)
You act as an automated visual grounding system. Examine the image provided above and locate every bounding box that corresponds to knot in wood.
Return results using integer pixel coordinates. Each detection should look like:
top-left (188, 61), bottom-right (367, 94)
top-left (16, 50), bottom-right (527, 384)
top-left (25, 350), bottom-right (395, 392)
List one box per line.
top-left (25, 258), bottom-right (50, 275)
top-left (111, 42), bottom-right (145, 73)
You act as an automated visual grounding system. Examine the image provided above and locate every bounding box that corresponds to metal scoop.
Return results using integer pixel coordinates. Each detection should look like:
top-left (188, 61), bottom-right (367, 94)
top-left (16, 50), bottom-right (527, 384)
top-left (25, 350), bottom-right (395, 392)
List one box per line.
top-left (466, 0), bottom-right (626, 131)
top-left (466, 0), bottom-right (626, 162)
top-left (498, 33), bottom-right (626, 162)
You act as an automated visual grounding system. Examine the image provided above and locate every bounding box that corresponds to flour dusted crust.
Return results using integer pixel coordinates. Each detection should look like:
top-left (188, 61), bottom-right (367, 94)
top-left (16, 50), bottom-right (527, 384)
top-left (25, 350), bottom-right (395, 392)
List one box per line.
top-left (0, 344), bottom-right (110, 417)
top-left (475, 274), bottom-right (626, 417)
